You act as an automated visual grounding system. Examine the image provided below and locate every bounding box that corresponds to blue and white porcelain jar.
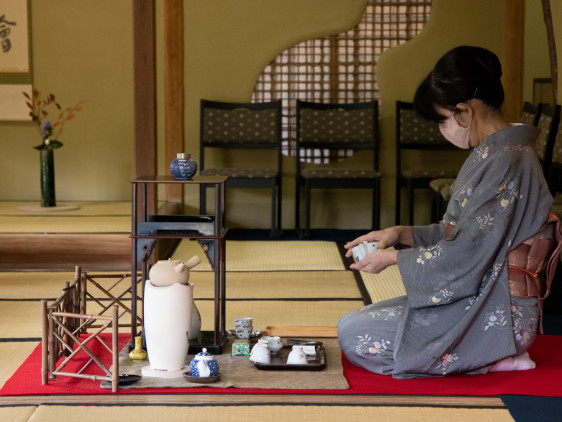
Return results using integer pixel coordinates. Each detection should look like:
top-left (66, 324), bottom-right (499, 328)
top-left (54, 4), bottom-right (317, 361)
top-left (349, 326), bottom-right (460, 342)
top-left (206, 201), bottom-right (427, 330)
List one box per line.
top-left (170, 153), bottom-right (197, 179)
top-left (189, 348), bottom-right (219, 377)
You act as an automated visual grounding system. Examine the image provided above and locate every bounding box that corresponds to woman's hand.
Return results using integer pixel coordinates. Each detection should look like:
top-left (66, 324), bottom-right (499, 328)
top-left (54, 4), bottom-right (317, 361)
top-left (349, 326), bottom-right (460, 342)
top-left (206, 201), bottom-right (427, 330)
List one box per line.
top-left (344, 227), bottom-right (403, 259)
top-left (350, 248), bottom-right (398, 274)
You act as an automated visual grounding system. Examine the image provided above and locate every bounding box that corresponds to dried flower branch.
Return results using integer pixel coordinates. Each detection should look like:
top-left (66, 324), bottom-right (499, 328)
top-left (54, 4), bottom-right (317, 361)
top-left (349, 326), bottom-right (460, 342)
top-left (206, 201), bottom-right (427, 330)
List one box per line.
top-left (23, 89), bottom-right (85, 150)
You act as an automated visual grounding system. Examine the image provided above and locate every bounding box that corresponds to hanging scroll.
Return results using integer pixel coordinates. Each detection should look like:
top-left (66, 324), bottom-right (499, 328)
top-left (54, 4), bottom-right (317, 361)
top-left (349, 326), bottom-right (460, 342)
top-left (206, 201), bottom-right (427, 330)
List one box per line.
top-left (0, 0), bottom-right (32, 121)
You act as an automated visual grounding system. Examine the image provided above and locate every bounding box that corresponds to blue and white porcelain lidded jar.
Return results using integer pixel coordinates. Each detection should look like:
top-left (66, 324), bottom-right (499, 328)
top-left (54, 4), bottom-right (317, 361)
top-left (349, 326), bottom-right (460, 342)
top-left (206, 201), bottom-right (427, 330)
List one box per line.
top-left (170, 153), bottom-right (197, 179)
top-left (189, 348), bottom-right (220, 377)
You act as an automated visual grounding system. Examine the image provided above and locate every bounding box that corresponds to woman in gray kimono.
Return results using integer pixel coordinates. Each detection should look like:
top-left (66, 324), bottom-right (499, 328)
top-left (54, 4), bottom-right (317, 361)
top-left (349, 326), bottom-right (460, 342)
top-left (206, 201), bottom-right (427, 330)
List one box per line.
top-left (338, 46), bottom-right (553, 378)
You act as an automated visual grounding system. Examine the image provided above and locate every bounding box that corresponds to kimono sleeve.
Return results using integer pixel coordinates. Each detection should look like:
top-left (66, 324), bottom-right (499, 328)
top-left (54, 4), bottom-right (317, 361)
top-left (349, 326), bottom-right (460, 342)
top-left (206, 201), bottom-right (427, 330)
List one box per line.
top-left (396, 155), bottom-right (544, 310)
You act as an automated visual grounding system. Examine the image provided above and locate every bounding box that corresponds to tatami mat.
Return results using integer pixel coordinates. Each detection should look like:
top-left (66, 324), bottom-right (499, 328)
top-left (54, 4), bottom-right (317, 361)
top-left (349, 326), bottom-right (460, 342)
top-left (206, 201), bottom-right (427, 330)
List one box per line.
top-left (191, 270), bottom-right (360, 299)
top-left (24, 405), bottom-right (515, 422)
top-left (0, 272), bottom-right (131, 300)
top-left (0, 201), bottom-right (132, 216)
top-left (361, 265), bottom-right (406, 303)
top-left (0, 271), bottom-right (80, 299)
top-left (0, 216), bottom-right (130, 233)
top-left (0, 201), bottom-right (133, 233)
top-left (0, 342), bottom-right (37, 389)
top-left (0, 269), bottom-right (359, 300)
top-left (173, 240), bottom-right (346, 271)
top-left (197, 299), bottom-right (363, 331)
top-left (0, 406), bottom-right (37, 422)
top-left (0, 301), bottom-right (45, 338)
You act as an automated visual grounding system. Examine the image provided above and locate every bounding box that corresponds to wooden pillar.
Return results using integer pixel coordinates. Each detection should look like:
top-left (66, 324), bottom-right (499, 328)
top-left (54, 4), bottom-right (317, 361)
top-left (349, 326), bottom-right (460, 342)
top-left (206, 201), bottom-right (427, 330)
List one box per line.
top-left (133, 0), bottom-right (157, 215)
top-left (164, 0), bottom-right (185, 203)
top-left (504, 0), bottom-right (525, 122)
top-left (542, 0), bottom-right (558, 104)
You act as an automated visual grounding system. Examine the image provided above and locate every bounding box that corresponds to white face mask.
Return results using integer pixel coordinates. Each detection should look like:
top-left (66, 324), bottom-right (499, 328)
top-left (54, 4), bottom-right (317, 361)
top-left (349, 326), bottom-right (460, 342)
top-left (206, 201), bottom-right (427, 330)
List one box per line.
top-left (439, 112), bottom-right (471, 149)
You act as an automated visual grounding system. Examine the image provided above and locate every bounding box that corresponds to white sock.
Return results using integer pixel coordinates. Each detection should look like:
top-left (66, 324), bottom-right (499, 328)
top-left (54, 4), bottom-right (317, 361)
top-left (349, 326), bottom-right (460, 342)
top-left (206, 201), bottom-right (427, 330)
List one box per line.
top-left (489, 352), bottom-right (536, 372)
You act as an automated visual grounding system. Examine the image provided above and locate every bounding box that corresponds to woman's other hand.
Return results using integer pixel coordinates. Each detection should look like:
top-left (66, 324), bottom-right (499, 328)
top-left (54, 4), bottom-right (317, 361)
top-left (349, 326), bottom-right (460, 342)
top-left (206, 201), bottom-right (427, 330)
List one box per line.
top-left (350, 248), bottom-right (398, 274)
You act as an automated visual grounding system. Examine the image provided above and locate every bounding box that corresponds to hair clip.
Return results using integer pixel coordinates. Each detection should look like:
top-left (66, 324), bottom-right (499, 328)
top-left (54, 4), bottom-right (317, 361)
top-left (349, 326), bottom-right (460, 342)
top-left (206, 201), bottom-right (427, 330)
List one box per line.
top-left (476, 57), bottom-right (494, 75)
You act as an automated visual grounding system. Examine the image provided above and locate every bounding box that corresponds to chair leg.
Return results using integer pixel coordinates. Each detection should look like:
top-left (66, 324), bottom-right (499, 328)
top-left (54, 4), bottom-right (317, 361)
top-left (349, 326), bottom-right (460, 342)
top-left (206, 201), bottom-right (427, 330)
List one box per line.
top-left (277, 180), bottom-right (282, 235)
top-left (270, 184), bottom-right (277, 237)
top-left (200, 184), bottom-right (207, 215)
top-left (295, 178), bottom-right (301, 231)
top-left (395, 178), bottom-right (401, 225)
top-left (372, 182), bottom-right (381, 230)
top-left (431, 189), bottom-right (441, 223)
top-left (304, 180), bottom-right (312, 238)
top-left (408, 181), bottom-right (414, 226)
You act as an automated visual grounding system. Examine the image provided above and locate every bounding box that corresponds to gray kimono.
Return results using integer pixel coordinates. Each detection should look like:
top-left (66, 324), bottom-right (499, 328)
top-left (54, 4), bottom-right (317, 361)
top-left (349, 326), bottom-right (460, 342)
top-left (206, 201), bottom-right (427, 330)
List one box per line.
top-left (338, 124), bottom-right (552, 378)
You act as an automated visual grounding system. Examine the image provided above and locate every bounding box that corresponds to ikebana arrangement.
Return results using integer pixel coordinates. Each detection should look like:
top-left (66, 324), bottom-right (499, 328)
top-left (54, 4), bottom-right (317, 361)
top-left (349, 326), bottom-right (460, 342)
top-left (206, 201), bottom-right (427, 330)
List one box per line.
top-left (23, 90), bottom-right (84, 207)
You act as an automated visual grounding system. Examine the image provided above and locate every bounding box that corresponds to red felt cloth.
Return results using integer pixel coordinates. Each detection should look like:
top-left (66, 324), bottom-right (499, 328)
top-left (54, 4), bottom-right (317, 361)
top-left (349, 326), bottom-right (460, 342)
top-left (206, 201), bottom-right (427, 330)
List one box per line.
top-left (2, 334), bottom-right (562, 397)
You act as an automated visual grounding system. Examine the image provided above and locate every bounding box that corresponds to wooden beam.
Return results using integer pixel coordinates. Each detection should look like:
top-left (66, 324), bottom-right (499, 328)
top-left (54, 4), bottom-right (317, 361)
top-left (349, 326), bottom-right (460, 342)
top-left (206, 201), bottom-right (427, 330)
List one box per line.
top-left (164, 0), bottom-right (185, 203)
top-left (133, 0), bottom-right (157, 215)
top-left (542, 0), bottom-right (558, 103)
top-left (504, 0), bottom-right (525, 122)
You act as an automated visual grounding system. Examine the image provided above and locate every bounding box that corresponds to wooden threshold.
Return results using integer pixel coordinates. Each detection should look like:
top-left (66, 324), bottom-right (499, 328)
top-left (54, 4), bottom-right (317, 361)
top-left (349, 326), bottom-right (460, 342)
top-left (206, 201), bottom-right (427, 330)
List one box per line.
top-left (0, 393), bottom-right (506, 407)
top-left (0, 233), bottom-right (131, 271)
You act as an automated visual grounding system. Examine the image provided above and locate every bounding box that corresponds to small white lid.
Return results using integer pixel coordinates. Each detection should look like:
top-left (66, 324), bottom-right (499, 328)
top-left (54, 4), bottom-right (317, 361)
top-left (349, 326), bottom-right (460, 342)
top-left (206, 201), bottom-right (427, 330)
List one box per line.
top-left (177, 153), bottom-right (190, 159)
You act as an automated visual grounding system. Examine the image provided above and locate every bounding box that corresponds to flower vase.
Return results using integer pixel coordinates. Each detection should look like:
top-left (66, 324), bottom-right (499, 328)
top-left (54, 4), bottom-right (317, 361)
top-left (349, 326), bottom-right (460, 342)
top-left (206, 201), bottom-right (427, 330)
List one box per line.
top-left (40, 147), bottom-right (56, 207)
top-left (128, 336), bottom-right (147, 361)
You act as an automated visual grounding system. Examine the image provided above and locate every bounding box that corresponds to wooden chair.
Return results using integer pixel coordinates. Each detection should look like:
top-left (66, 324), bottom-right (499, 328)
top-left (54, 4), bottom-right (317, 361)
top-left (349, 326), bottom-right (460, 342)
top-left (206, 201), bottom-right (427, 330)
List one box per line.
top-left (520, 101), bottom-right (542, 126)
top-left (546, 105), bottom-right (562, 203)
top-left (295, 100), bottom-right (380, 238)
top-left (199, 99), bottom-right (283, 237)
top-left (535, 103), bottom-right (561, 179)
top-left (395, 101), bottom-right (461, 225)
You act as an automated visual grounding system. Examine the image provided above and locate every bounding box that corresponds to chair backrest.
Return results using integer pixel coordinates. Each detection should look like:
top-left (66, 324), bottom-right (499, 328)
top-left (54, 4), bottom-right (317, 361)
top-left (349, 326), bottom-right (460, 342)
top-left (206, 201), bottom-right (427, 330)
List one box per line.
top-left (295, 100), bottom-right (379, 170)
top-left (547, 106), bottom-right (562, 194)
top-left (200, 99), bottom-right (282, 170)
top-left (520, 101), bottom-right (542, 126)
top-left (396, 101), bottom-right (452, 149)
top-left (534, 103), bottom-right (561, 177)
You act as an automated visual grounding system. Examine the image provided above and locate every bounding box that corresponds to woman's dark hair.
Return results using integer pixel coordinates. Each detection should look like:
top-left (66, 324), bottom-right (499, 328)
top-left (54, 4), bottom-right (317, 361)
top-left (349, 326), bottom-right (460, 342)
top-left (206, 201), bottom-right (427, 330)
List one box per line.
top-left (413, 46), bottom-right (504, 122)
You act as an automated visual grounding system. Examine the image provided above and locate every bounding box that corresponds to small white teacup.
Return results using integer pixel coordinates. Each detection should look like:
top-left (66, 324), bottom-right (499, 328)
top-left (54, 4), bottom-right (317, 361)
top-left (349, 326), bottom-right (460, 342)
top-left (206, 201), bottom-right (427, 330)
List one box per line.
top-left (249, 339), bottom-right (271, 364)
top-left (262, 336), bottom-right (283, 355)
top-left (286, 345), bottom-right (307, 365)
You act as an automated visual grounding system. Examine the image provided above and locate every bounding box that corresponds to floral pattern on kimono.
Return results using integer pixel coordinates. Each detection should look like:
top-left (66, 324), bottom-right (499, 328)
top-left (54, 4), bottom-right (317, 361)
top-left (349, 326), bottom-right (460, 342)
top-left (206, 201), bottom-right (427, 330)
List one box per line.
top-left (476, 213), bottom-right (494, 231)
top-left (355, 333), bottom-right (392, 356)
top-left (466, 263), bottom-right (504, 310)
top-left (496, 179), bottom-right (520, 212)
top-left (416, 245), bottom-right (443, 266)
top-left (455, 184), bottom-right (474, 208)
top-left (511, 304), bottom-right (537, 347)
top-left (483, 304), bottom-right (509, 331)
top-left (476, 145), bottom-right (490, 161)
top-left (369, 305), bottom-right (404, 321)
top-left (435, 352), bottom-right (459, 375)
top-left (429, 288), bottom-right (454, 305)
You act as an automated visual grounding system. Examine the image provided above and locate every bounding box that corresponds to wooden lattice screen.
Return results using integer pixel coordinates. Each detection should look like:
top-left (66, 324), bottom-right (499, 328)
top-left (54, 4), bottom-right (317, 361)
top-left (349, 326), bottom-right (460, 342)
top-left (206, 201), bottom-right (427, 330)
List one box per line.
top-left (252, 0), bottom-right (432, 162)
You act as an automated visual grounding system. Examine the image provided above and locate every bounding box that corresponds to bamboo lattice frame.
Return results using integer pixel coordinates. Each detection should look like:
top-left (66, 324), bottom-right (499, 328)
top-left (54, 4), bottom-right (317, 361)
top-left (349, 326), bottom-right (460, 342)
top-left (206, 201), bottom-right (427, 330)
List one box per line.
top-left (40, 267), bottom-right (141, 393)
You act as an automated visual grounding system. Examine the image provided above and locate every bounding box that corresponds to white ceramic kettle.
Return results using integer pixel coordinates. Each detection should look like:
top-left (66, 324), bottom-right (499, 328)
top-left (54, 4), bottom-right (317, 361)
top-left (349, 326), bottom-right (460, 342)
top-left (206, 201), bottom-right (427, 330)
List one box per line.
top-left (148, 256), bottom-right (201, 287)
